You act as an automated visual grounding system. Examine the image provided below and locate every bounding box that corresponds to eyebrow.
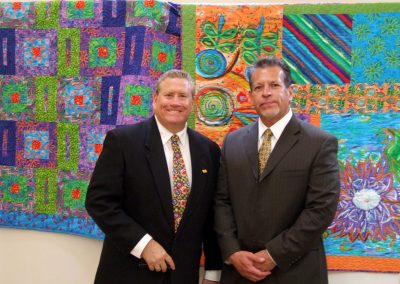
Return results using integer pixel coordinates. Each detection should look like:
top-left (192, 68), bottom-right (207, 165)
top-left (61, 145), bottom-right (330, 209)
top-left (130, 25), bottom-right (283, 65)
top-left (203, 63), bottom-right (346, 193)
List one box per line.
top-left (254, 81), bottom-right (280, 85)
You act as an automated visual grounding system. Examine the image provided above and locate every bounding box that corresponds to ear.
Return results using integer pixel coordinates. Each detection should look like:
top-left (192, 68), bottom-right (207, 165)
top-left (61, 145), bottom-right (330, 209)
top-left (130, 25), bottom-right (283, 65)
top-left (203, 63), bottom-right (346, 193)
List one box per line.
top-left (287, 85), bottom-right (294, 102)
top-left (152, 92), bottom-right (159, 107)
top-left (189, 95), bottom-right (195, 111)
top-left (248, 89), bottom-right (255, 105)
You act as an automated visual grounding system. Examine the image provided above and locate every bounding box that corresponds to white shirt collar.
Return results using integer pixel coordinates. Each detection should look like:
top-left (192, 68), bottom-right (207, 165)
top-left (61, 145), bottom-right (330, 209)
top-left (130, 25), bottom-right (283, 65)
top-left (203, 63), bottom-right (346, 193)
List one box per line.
top-left (155, 116), bottom-right (188, 147)
top-left (258, 109), bottom-right (293, 141)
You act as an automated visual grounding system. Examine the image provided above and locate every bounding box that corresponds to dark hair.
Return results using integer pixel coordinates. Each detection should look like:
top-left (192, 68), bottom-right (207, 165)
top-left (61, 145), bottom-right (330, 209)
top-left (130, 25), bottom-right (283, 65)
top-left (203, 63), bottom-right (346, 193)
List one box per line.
top-left (248, 56), bottom-right (292, 90)
top-left (156, 69), bottom-right (195, 97)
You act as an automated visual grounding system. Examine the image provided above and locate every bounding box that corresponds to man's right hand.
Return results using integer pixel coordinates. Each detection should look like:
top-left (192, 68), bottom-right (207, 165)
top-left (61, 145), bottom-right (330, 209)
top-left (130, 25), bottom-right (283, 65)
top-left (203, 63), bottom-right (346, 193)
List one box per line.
top-left (141, 239), bottom-right (175, 272)
top-left (229, 251), bottom-right (271, 282)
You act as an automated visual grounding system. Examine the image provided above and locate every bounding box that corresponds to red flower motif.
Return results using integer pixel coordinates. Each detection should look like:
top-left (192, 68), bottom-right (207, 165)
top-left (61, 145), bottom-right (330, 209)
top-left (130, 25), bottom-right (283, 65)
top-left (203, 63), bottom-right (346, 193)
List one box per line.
top-left (31, 47), bottom-right (41, 58)
top-left (158, 52), bottom-right (167, 63)
top-left (98, 46), bottom-right (108, 58)
top-left (11, 184), bottom-right (20, 194)
top-left (94, 143), bottom-right (102, 154)
top-left (32, 140), bottom-right (41, 150)
top-left (11, 93), bottom-right (20, 103)
top-left (71, 189), bottom-right (81, 199)
top-left (144, 0), bottom-right (155, 8)
top-left (130, 95), bottom-right (141, 105)
top-left (237, 92), bottom-right (248, 103)
top-left (13, 2), bottom-right (22, 10)
top-left (75, 1), bottom-right (85, 10)
top-left (74, 95), bottom-right (84, 106)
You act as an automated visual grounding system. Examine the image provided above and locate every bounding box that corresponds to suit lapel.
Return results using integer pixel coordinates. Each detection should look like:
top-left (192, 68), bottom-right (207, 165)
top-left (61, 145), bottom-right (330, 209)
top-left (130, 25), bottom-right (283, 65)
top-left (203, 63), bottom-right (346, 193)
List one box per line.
top-left (243, 123), bottom-right (259, 181)
top-left (260, 116), bottom-right (300, 181)
top-left (145, 117), bottom-right (174, 231)
top-left (175, 129), bottom-right (207, 235)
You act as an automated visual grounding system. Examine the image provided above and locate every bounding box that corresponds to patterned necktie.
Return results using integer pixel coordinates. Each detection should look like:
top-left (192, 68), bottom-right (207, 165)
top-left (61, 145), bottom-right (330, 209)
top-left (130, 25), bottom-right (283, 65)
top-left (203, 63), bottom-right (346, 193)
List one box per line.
top-left (258, 129), bottom-right (273, 174)
top-left (170, 134), bottom-right (190, 232)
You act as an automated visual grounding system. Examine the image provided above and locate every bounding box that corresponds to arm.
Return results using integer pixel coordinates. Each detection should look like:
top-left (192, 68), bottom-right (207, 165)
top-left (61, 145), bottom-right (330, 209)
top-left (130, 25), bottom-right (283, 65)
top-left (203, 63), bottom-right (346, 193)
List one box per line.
top-left (203, 143), bottom-right (223, 280)
top-left (265, 136), bottom-right (340, 271)
top-left (214, 138), bottom-right (270, 282)
top-left (85, 131), bottom-right (148, 253)
top-left (86, 130), bottom-right (175, 271)
top-left (214, 137), bottom-right (241, 261)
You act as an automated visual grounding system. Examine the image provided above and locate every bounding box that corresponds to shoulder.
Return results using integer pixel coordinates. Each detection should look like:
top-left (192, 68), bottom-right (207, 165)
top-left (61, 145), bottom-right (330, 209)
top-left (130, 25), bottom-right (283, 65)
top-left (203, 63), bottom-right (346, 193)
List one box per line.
top-left (108, 119), bottom-right (151, 141)
top-left (296, 118), bottom-right (337, 142)
top-left (225, 123), bottom-right (254, 141)
top-left (188, 128), bottom-right (220, 152)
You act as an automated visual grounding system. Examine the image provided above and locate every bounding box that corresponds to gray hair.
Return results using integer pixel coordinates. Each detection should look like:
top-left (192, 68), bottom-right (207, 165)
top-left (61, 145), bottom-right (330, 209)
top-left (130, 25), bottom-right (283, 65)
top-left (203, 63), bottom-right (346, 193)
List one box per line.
top-left (156, 69), bottom-right (195, 97)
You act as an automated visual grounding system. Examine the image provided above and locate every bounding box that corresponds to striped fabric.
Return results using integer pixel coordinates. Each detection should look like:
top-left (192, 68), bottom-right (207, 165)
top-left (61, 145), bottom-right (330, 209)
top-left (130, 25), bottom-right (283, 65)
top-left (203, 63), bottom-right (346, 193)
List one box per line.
top-left (283, 14), bottom-right (352, 84)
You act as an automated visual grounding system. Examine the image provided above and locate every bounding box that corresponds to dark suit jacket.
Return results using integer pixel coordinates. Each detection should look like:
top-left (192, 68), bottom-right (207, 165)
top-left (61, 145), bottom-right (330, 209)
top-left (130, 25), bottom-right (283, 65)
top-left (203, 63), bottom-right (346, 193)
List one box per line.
top-left (86, 116), bottom-right (222, 284)
top-left (214, 116), bottom-right (340, 284)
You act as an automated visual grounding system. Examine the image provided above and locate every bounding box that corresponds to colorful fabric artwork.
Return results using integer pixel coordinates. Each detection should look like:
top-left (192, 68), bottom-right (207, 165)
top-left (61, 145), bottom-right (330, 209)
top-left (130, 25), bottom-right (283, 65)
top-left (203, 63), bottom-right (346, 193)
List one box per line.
top-left (290, 83), bottom-right (400, 114)
top-left (322, 112), bottom-right (400, 272)
top-left (351, 13), bottom-right (400, 84)
top-left (283, 14), bottom-right (352, 84)
top-left (1, 0), bottom-right (399, 273)
top-left (194, 5), bottom-right (283, 145)
top-left (0, 0), bottom-right (181, 239)
top-left (189, 3), bottom-right (400, 272)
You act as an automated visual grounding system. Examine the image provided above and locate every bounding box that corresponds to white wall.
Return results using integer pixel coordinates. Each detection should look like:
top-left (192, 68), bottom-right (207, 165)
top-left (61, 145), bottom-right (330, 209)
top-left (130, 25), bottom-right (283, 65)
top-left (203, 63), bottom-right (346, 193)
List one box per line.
top-left (1, 0), bottom-right (399, 284)
top-left (0, 228), bottom-right (101, 284)
top-left (1, 227), bottom-right (399, 284)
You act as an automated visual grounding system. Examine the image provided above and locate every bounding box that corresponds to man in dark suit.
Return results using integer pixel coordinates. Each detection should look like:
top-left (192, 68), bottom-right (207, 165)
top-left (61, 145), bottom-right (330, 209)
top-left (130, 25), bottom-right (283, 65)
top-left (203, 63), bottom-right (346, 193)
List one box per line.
top-left (86, 70), bottom-right (222, 284)
top-left (214, 56), bottom-right (340, 284)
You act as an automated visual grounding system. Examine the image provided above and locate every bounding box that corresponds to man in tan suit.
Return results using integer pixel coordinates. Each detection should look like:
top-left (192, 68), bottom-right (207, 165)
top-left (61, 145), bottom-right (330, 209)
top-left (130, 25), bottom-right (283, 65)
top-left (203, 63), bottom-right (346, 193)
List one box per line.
top-left (214, 56), bottom-right (340, 283)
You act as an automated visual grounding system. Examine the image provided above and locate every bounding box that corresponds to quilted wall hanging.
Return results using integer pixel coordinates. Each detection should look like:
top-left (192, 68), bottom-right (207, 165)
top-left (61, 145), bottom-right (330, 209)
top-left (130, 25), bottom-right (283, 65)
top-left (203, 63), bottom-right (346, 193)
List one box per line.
top-left (0, 0), bottom-right (181, 239)
top-left (0, 0), bottom-right (399, 274)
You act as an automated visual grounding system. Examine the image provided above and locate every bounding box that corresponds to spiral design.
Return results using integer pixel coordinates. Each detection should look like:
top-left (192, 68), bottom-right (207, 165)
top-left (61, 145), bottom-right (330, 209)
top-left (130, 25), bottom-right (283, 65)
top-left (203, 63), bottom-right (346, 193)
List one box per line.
top-left (196, 86), bottom-right (234, 126)
top-left (196, 49), bottom-right (227, 78)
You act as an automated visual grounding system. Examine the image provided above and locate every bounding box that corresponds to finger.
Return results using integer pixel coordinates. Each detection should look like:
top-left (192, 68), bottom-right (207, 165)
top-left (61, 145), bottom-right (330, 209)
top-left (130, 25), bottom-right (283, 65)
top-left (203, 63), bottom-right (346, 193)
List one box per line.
top-left (148, 265), bottom-right (155, 271)
top-left (160, 260), bottom-right (168, 272)
top-left (247, 271), bottom-right (270, 282)
top-left (248, 253), bottom-right (265, 263)
top-left (248, 266), bottom-right (270, 278)
top-left (164, 254), bottom-right (175, 270)
top-left (155, 265), bottom-right (162, 272)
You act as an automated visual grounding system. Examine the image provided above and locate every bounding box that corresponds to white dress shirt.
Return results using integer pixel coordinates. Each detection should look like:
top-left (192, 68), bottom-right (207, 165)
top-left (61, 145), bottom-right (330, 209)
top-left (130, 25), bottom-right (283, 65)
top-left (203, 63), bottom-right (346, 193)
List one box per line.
top-left (258, 109), bottom-right (293, 151)
top-left (131, 116), bottom-right (220, 281)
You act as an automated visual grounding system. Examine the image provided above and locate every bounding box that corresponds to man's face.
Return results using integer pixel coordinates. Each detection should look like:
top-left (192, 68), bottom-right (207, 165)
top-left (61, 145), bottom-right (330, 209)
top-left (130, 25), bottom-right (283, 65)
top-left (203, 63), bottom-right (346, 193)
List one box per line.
top-left (250, 66), bottom-right (293, 127)
top-left (153, 77), bottom-right (193, 133)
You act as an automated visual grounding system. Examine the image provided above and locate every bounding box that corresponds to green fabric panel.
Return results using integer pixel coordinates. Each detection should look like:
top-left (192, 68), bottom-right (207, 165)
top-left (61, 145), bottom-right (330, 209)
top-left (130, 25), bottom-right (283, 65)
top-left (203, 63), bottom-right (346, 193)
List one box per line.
top-left (57, 123), bottom-right (79, 171)
top-left (35, 76), bottom-right (58, 122)
top-left (182, 4), bottom-right (197, 129)
top-left (35, 0), bottom-right (60, 28)
top-left (35, 169), bottom-right (58, 214)
top-left (284, 3), bottom-right (400, 14)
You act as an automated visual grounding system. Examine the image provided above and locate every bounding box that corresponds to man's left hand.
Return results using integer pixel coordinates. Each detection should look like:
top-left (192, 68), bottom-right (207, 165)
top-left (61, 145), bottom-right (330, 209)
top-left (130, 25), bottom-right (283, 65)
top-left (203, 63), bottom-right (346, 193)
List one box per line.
top-left (202, 280), bottom-right (219, 284)
top-left (254, 250), bottom-right (276, 272)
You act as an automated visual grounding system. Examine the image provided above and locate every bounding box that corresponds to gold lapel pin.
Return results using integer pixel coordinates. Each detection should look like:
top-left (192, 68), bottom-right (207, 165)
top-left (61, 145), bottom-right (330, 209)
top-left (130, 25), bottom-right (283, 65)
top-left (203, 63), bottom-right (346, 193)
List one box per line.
top-left (202, 169), bottom-right (208, 173)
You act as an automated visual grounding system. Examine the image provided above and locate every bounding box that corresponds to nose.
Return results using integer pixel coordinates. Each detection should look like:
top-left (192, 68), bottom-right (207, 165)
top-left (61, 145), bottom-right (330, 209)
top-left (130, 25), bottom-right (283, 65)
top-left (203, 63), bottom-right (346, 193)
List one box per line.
top-left (170, 95), bottom-right (182, 105)
top-left (261, 86), bottom-right (272, 96)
